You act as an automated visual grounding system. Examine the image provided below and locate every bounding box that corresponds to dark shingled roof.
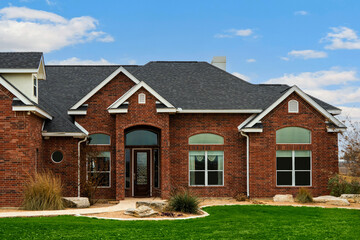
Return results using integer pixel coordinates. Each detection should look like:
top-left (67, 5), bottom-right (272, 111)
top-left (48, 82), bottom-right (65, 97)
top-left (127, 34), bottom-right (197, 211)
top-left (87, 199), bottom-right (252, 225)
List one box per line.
top-left (0, 52), bottom-right (43, 69)
top-left (35, 62), bottom-right (339, 133)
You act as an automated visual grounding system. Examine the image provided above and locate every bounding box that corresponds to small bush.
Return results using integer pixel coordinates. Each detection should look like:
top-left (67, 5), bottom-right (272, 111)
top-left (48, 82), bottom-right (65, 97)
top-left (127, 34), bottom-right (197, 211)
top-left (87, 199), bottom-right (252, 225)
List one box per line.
top-left (328, 174), bottom-right (360, 196)
top-left (22, 172), bottom-right (64, 210)
top-left (234, 193), bottom-right (247, 201)
top-left (167, 189), bottom-right (200, 214)
top-left (296, 188), bottom-right (313, 203)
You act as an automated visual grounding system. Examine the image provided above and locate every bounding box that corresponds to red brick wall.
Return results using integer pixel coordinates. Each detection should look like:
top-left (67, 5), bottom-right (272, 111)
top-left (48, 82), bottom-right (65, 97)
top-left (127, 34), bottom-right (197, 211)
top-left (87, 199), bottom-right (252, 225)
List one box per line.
top-left (169, 113), bottom-right (250, 197)
top-left (0, 85), bottom-right (43, 207)
top-left (248, 93), bottom-right (339, 197)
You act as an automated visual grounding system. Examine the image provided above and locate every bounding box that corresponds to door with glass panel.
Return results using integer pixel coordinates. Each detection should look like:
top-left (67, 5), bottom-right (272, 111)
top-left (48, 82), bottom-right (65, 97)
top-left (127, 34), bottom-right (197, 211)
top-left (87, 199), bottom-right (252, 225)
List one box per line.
top-left (134, 150), bottom-right (150, 197)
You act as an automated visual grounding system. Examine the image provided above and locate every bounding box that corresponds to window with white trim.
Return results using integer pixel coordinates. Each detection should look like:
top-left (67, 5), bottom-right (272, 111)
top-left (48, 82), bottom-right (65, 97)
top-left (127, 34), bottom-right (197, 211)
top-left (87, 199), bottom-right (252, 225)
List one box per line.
top-left (276, 127), bottom-right (311, 144)
top-left (87, 152), bottom-right (111, 187)
top-left (288, 100), bottom-right (299, 113)
top-left (33, 75), bottom-right (37, 97)
top-left (138, 93), bottom-right (146, 104)
top-left (88, 134), bottom-right (110, 145)
top-left (189, 151), bottom-right (223, 186)
top-left (276, 150), bottom-right (311, 186)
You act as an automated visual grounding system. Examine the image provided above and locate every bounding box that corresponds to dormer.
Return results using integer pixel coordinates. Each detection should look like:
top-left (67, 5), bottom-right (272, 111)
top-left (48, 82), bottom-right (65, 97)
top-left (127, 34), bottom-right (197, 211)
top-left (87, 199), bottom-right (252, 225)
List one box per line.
top-left (0, 52), bottom-right (46, 103)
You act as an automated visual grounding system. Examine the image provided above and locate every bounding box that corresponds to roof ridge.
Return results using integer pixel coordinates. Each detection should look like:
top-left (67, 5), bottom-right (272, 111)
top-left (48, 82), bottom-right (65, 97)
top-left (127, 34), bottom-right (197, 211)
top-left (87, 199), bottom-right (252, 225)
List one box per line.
top-left (149, 61), bottom-right (200, 63)
top-left (45, 65), bottom-right (141, 67)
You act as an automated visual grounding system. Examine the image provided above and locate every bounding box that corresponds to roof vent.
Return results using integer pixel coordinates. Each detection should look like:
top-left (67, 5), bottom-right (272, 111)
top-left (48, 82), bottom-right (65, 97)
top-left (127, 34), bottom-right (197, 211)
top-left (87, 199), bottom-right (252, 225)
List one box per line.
top-left (211, 56), bottom-right (226, 71)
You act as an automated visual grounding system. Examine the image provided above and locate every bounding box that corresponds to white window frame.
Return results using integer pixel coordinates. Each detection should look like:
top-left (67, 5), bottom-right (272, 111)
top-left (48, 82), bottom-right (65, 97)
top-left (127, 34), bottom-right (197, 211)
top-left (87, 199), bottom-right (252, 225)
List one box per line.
top-left (276, 127), bottom-right (311, 145)
top-left (288, 100), bottom-right (299, 113)
top-left (189, 151), bottom-right (224, 187)
top-left (276, 150), bottom-right (312, 187)
top-left (51, 150), bottom-right (64, 163)
top-left (138, 93), bottom-right (146, 104)
top-left (33, 75), bottom-right (38, 97)
top-left (88, 134), bottom-right (111, 146)
top-left (86, 152), bottom-right (111, 188)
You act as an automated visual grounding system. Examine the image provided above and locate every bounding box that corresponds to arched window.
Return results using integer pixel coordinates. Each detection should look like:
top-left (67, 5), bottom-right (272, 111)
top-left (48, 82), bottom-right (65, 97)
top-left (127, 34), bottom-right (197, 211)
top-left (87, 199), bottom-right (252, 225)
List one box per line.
top-left (125, 130), bottom-right (158, 146)
top-left (89, 134), bottom-right (111, 145)
top-left (288, 100), bottom-right (299, 113)
top-left (189, 133), bottom-right (224, 145)
top-left (276, 127), bottom-right (311, 144)
top-left (138, 93), bottom-right (146, 104)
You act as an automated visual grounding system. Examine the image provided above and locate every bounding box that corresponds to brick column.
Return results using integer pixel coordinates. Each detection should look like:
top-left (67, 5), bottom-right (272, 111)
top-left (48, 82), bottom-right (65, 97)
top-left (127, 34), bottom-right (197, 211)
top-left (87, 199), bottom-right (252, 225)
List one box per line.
top-left (115, 114), bottom-right (125, 200)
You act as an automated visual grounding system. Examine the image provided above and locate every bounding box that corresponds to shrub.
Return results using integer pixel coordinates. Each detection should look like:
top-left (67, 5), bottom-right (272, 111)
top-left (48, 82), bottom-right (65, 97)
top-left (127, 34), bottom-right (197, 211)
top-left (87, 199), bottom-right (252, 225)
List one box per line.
top-left (296, 188), bottom-right (313, 203)
top-left (328, 174), bottom-right (360, 196)
top-left (234, 193), bottom-right (247, 201)
top-left (167, 189), bottom-right (200, 214)
top-left (22, 172), bottom-right (64, 210)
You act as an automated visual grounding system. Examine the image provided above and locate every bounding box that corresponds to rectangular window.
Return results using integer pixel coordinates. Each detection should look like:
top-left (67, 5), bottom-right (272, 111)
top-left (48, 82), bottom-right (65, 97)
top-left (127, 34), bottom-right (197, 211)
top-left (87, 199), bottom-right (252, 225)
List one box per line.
top-left (87, 152), bottom-right (111, 187)
top-left (125, 149), bottom-right (130, 188)
top-left (276, 150), bottom-right (311, 186)
top-left (33, 76), bottom-right (37, 97)
top-left (154, 149), bottom-right (160, 188)
top-left (189, 151), bottom-right (224, 186)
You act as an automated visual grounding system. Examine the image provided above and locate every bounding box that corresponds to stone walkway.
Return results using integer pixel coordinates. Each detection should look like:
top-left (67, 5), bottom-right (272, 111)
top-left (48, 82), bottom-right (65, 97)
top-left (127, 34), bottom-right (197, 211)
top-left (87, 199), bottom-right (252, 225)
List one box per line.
top-left (0, 198), bottom-right (166, 218)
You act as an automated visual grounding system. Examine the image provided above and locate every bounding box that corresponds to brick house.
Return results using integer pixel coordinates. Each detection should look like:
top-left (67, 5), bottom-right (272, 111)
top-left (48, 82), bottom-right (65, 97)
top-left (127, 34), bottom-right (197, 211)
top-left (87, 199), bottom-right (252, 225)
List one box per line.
top-left (0, 53), bottom-right (346, 207)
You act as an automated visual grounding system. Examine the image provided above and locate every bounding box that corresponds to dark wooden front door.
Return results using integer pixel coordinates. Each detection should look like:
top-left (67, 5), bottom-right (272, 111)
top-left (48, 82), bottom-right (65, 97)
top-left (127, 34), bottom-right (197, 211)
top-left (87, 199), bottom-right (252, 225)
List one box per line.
top-left (134, 150), bottom-right (150, 197)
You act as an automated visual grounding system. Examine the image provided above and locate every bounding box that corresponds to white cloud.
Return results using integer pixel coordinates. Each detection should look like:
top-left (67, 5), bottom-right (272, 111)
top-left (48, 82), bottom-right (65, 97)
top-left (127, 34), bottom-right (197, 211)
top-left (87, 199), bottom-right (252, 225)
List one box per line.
top-left (288, 50), bottom-right (327, 59)
top-left (215, 28), bottom-right (253, 38)
top-left (322, 26), bottom-right (360, 50)
top-left (0, 6), bottom-right (114, 53)
top-left (339, 106), bottom-right (360, 123)
top-left (294, 10), bottom-right (308, 16)
top-left (265, 68), bottom-right (360, 106)
top-left (266, 69), bottom-right (357, 89)
top-left (232, 72), bottom-right (250, 81)
top-left (45, 0), bottom-right (56, 6)
top-left (281, 57), bottom-right (290, 61)
top-left (48, 57), bottom-right (114, 65)
top-left (246, 58), bottom-right (256, 63)
top-left (128, 59), bottom-right (136, 65)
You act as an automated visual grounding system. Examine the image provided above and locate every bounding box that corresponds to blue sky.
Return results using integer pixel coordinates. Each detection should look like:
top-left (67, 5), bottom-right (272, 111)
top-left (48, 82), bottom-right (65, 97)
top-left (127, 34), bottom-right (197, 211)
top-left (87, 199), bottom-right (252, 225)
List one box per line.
top-left (1, 0), bottom-right (360, 120)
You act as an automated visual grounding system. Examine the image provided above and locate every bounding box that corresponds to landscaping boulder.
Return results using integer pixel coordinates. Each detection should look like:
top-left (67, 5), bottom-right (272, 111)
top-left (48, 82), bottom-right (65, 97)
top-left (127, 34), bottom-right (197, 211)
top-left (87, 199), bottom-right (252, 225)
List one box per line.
top-left (313, 196), bottom-right (350, 206)
top-left (340, 194), bottom-right (360, 203)
top-left (62, 197), bottom-right (90, 208)
top-left (273, 194), bottom-right (294, 202)
top-left (136, 201), bottom-right (167, 211)
top-left (124, 205), bottom-right (158, 218)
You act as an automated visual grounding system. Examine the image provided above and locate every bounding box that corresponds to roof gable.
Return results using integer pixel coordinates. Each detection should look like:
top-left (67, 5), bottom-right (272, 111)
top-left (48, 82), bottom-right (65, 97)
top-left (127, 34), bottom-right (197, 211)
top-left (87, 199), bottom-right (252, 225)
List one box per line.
top-left (108, 81), bottom-right (175, 110)
top-left (244, 85), bottom-right (345, 129)
top-left (70, 66), bottom-right (140, 110)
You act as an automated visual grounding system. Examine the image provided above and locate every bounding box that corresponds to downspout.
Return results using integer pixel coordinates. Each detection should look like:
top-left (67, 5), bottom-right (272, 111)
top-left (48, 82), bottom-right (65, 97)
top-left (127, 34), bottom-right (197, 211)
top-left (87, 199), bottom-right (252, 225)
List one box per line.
top-left (78, 136), bottom-right (88, 197)
top-left (240, 131), bottom-right (250, 198)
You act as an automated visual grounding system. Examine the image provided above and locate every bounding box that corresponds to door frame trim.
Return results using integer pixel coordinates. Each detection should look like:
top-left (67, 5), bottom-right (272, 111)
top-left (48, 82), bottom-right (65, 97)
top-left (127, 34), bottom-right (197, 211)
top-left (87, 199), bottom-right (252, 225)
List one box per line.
top-left (132, 148), bottom-right (152, 197)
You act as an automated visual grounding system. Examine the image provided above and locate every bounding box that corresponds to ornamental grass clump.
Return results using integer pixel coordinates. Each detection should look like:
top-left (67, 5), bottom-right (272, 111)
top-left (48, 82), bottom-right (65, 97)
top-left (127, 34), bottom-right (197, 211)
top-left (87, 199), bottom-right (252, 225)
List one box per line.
top-left (167, 189), bottom-right (200, 214)
top-left (328, 174), bottom-right (360, 197)
top-left (296, 187), bottom-right (313, 203)
top-left (22, 172), bottom-right (64, 210)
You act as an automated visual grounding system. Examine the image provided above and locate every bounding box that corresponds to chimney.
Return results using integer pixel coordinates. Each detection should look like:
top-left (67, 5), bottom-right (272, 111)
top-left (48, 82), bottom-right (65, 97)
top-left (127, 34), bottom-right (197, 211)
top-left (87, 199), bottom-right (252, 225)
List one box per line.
top-left (211, 56), bottom-right (226, 71)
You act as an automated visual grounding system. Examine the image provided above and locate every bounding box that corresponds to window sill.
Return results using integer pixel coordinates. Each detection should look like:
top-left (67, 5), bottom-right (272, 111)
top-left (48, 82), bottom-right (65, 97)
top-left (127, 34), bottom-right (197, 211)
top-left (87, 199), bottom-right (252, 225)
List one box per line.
top-left (189, 185), bottom-right (225, 188)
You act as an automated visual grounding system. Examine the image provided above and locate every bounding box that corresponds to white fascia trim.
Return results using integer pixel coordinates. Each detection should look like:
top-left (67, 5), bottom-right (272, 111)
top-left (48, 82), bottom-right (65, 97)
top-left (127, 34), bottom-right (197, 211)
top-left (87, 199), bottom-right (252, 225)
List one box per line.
top-left (327, 127), bottom-right (347, 133)
top-left (12, 105), bottom-right (53, 120)
top-left (242, 128), bottom-right (263, 133)
top-left (176, 109), bottom-right (262, 113)
top-left (328, 109), bottom-right (342, 115)
top-left (74, 121), bottom-right (89, 135)
top-left (67, 110), bottom-right (87, 115)
top-left (108, 108), bottom-right (128, 114)
top-left (108, 81), bottom-right (175, 109)
top-left (38, 55), bottom-right (46, 80)
top-left (237, 113), bottom-right (257, 130)
top-left (42, 132), bottom-right (87, 137)
top-left (245, 85), bottom-right (345, 128)
top-left (70, 66), bottom-right (140, 110)
top-left (157, 108), bottom-right (177, 113)
top-left (0, 76), bottom-right (32, 105)
top-left (0, 68), bottom-right (38, 73)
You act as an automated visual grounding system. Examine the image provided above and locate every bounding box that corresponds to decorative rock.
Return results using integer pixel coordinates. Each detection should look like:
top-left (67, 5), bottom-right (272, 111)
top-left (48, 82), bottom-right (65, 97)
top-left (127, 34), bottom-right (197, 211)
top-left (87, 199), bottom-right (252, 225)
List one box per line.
top-left (136, 201), bottom-right (167, 211)
top-left (313, 195), bottom-right (350, 206)
top-left (340, 194), bottom-right (360, 203)
top-left (273, 194), bottom-right (294, 202)
top-left (62, 197), bottom-right (90, 208)
top-left (124, 205), bottom-right (158, 218)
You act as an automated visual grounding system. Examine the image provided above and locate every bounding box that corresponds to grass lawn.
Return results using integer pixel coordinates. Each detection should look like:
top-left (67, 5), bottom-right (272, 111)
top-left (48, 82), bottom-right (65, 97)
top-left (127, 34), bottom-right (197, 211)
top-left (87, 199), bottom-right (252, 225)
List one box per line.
top-left (0, 205), bottom-right (360, 239)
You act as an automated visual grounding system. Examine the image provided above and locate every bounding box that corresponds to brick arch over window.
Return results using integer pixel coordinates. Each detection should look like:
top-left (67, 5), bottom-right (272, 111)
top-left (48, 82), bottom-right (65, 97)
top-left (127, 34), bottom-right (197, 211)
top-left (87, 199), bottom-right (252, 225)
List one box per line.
top-left (276, 127), bottom-right (311, 144)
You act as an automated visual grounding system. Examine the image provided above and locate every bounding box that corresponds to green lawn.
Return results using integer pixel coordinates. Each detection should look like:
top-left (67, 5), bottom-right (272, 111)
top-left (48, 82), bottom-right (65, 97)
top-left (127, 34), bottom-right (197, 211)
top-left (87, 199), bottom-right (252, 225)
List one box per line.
top-left (0, 205), bottom-right (359, 239)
